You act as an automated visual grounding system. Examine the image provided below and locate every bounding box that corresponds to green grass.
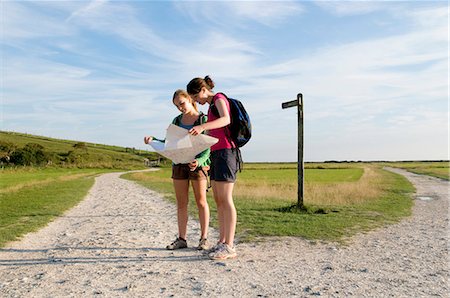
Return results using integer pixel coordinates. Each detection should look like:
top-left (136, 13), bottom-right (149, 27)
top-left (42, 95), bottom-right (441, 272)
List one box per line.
top-left (236, 169), bottom-right (413, 241)
top-left (0, 168), bottom-right (113, 247)
top-left (240, 167), bottom-right (363, 184)
top-left (0, 158), bottom-right (422, 247)
top-left (0, 167), bottom-right (105, 189)
top-left (1, 131), bottom-right (139, 154)
top-left (1, 130), bottom-right (165, 169)
top-left (0, 130), bottom-right (166, 247)
top-left (382, 161), bottom-right (449, 180)
top-left (122, 164), bottom-right (414, 242)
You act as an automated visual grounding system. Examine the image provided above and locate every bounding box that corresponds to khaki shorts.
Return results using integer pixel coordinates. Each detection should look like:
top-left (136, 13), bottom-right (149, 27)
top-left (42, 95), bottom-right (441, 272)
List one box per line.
top-left (172, 164), bottom-right (208, 180)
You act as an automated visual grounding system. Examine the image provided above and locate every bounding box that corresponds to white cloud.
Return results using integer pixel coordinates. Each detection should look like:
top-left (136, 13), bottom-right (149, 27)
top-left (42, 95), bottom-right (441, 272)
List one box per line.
top-left (232, 4), bottom-right (448, 161)
top-left (314, 0), bottom-right (390, 16)
top-left (174, 0), bottom-right (304, 27)
top-left (2, 1), bottom-right (448, 161)
top-left (2, 1), bottom-right (75, 40)
top-left (66, 0), bottom-right (109, 22)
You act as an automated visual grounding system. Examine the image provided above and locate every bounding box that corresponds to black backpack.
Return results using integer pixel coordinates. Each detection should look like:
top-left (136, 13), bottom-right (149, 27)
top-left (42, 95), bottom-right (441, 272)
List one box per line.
top-left (211, 92), bottom-right (252, 148)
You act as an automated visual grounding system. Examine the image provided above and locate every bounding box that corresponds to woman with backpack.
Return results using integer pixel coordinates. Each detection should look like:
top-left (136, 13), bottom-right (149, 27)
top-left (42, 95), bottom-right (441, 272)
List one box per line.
top-left (144, 89), bottom-right (211, 251)
top-left (187, 76), bottom-right (239, 260)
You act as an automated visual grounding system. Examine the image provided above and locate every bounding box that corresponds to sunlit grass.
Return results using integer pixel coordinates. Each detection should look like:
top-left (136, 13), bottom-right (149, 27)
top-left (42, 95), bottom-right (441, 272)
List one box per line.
top-left (0, 168), bottom-right (114, 247)
top-left (382, 161), bottom-right (449, 180)
top-left (123, 163), bottom-right (414, 242)
top-left (234, 167), bottom-right (369, 205)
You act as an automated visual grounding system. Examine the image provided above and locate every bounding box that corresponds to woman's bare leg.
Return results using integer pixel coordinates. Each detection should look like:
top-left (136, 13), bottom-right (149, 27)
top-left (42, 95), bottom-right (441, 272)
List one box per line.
top-left (191, 179), bottom-right (209, 239)
top-left (212, 181), bottom-right (236, 246)
top-left (211, 181), bottom-right (225, 243)
top-left (172, 179), bottom-right (189, 239)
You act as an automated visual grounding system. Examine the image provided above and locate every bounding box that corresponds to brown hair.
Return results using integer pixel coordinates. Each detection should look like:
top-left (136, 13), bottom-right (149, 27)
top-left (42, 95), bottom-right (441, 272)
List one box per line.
top-left (172, 89), bottom-right (198, 112)
top-left (186, 75), bottom-right (215, 95)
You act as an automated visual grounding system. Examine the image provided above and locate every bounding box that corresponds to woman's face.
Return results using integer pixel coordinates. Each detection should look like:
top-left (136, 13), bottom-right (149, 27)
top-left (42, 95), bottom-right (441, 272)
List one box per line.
top-left (173, 95), bottom-right (194, 114)
top-left (191, 87), bottom-right (208, 105)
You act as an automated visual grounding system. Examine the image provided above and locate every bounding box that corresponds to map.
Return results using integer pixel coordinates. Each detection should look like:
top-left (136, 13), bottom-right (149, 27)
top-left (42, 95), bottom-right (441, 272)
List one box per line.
top-left (149, 124), bottom-right (218, 164)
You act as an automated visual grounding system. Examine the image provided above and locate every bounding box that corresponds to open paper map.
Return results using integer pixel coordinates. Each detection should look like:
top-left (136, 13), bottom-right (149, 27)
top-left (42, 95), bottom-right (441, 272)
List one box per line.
top-left (149, 124), bottom-right (218, 164)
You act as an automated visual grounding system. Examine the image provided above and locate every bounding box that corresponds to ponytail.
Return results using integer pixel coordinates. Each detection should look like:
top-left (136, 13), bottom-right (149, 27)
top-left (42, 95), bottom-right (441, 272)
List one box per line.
top-left (204, 76), bottom-right (215, 89)
top-left (187, 75), bottom-right (215, 95)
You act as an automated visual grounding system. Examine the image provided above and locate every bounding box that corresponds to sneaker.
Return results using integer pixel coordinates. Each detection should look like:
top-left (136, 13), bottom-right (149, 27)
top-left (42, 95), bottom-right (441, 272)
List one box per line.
top-left (197, 238), bottom-right (210, 250)
top-left (209, 243), bottom-right (237, 260)
top-left (166, 237), bottom-right (187, 250)
top-left (204, 242), bottom-right (224, 255)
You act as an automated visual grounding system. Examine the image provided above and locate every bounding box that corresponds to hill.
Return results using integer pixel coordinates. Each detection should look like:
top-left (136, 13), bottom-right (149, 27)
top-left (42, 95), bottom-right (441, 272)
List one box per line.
top-left (0, 131), bottom-right (167, 169)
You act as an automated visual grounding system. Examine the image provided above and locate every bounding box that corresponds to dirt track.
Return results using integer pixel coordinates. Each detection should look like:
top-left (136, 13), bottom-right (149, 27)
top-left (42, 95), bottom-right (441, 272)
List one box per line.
top-left (0, 168), bottom-right (448, 297)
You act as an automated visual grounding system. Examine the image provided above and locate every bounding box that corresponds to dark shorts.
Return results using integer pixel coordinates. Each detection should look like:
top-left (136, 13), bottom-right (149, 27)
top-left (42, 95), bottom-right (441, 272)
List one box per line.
top-left (210, 149), bottom-right (238, 182)
top-left (172, 164), bottom-right (208, 180)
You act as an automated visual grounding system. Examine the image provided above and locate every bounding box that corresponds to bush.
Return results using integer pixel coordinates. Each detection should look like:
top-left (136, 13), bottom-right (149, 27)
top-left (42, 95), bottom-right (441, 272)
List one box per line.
top-left (73, 142), bottom-right (87, 150)
top-left (66, 150), bottom-right (89, 164)
top-left (9, 143), bottom-right (53, 166)
top-left (0, 140), bottom-right (17, 163)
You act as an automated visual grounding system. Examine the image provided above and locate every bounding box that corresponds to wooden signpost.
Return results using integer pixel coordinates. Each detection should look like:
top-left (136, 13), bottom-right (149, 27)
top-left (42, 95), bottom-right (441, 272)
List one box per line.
top-left (282, 93), bottom-right (304, 209)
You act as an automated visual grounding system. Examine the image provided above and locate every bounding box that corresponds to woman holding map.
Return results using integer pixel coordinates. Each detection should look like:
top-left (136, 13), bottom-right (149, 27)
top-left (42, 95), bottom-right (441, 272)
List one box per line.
top-left (187, 76), bottom-right (238, 260)
top-left (144, 89), bottom-right (211, 251)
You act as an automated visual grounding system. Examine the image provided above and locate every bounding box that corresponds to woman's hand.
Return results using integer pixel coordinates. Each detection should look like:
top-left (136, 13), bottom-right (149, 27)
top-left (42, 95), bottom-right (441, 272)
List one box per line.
top-left (188, 160), bottom-right (198, 171)
top-left (144, 136), bottom-right (153, 144)
top-left (189, 125), bottom-right (205, 136)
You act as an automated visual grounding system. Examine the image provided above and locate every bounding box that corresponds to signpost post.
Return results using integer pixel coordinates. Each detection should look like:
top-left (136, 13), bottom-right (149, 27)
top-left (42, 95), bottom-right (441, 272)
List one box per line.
top-left (282, 93), bottom-right (304, 209)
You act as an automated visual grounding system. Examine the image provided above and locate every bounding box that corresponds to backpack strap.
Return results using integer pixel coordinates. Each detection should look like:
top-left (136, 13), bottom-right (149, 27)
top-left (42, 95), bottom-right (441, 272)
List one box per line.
top-left (174, 113), bottom-right (205, 126)
top-left (173, 114), bottom-right (183, 126)
top-left (194, 112), bottom-right (206, 126)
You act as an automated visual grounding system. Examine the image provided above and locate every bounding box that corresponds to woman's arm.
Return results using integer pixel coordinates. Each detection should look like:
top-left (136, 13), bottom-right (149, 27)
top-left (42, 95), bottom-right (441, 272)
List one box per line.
top-left (144, 115), bottom-right (181, 143)
top-left (189, 98), bottom-right (230, 135)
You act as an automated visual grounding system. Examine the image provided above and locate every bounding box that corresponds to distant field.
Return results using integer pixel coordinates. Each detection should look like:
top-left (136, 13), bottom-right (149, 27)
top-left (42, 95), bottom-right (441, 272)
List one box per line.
top-left (240, 167), bottom-right (363, 184)
top-left (123, 163), bottom-right (414, 242)
top-left (382, 161), bottom-right (449, 180)
top-left (245, 162), bottom-right (358, 170)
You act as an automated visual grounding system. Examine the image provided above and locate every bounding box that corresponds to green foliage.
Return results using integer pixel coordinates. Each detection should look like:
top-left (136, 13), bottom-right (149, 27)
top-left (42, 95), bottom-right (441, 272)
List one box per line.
top-left (0, 130), bottom-right (167, 169)
top-left (0, 140), bottom-right (17, 161)
top-left (9, 143), bottom-right (55, 166)
top-left (73, 142), bottom-right (87, 150)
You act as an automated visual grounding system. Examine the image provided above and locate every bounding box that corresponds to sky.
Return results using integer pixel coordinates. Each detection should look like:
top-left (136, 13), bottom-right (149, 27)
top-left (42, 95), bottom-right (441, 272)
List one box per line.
top-left (2, 0), bottom-right (449, 162)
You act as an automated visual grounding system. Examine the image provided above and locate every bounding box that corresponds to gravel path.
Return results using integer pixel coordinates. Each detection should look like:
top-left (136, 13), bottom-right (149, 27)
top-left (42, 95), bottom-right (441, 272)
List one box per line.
top-left (0, 168), bottom-right (448, 297)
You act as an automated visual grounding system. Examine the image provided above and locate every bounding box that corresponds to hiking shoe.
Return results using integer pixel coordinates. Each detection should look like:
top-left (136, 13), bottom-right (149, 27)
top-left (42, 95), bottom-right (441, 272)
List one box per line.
top-left (166, 237), bottom-right (187, 250)
top-left (197, 238), bottom-right (210, 250)
top-left (204, 242), bottom-right (224, 255)
top-left (208, 244), bottom-right (237, 260)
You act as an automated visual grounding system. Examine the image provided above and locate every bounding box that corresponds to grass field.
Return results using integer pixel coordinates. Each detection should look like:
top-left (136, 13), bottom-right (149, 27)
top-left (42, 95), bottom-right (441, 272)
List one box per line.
top-left (1, 131), bottom-right (164, 169)
top-left (123, 163), bottom-right (415, 242)
top-left (0, 131), bottom-right (162, 247)
top-left (3, 158), bottom-right (441, 246)
top-left (382, 161), bottom-right (449, 180)
top-left (0, 168), bottom-right (114, 246)
top-left (1, 131), bottom-right (139, 154)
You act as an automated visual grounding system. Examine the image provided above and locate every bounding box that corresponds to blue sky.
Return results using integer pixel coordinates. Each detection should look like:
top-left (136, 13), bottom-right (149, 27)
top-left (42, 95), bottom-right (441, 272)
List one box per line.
top-left (2, 0), bottom-right (448, 162)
